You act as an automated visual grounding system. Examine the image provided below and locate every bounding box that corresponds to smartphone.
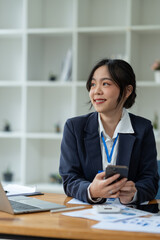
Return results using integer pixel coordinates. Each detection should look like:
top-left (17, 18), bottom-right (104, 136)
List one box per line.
top-left (105, 165), bottom-right (128, 183)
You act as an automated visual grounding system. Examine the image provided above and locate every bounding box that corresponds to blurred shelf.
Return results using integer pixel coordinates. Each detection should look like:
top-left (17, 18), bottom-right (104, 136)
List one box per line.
top-left (0, 132), bottom-right (22, 139)
top-left (34, 183), bottom-right (64, 194)
top-left (26, 132), bottom-right (62, 140)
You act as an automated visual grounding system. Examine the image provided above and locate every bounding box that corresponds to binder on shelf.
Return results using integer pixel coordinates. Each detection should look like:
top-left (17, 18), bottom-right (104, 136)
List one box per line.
top-left (60, 49), bottom-right (72, 82)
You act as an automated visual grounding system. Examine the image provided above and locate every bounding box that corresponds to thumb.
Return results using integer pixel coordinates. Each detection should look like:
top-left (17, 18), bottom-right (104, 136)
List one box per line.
top-left (97, 171), bottom-right (105, 179)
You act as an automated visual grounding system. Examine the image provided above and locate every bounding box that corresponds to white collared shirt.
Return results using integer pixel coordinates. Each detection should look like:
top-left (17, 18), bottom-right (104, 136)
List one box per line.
top-left (98, 108), bottom-right (134, 170)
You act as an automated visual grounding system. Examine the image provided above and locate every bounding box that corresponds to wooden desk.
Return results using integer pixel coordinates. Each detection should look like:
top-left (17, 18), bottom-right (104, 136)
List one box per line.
top-left (0, 193), bottom-right (160, 240)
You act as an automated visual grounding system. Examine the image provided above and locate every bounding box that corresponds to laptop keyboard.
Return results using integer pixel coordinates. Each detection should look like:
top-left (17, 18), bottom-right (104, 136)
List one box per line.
top-left (9, 200), bottom-right (40, 211)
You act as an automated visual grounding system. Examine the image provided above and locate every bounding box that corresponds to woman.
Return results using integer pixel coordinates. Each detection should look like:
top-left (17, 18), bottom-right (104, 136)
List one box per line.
top-left (59, 59), bottom-right (159, 204)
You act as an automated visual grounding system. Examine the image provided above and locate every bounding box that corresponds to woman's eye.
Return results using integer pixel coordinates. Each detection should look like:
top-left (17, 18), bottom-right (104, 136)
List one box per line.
top-left (103, 82), bottom-right (109, 86)
top-left (91, 82), bottom-right (96, 87)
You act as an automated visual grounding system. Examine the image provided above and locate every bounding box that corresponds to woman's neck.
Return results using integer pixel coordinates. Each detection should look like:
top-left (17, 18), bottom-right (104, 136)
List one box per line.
top-left (100, 110), bottom-right (123, 138)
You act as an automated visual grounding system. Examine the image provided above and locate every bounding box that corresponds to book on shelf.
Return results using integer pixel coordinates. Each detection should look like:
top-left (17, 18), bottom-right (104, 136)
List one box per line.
top-left (60, 48), bottom-right (72, 82)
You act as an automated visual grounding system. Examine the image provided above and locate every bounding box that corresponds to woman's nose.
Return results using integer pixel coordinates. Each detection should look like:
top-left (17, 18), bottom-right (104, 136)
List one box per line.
top-left (94, 84), bottom-right (103, 94)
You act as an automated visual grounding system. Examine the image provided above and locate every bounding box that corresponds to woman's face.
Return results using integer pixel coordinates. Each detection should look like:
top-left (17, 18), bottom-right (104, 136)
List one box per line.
top-left (89, 65), bottom-right (123, 116)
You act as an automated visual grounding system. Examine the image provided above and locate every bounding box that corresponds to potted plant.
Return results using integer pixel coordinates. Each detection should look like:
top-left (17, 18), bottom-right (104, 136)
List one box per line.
top-left (3, 119), bottom-right (11, 132)
top-left (151, 60), bottom-right (160, 83)
top-left (48, 72), bottom-right (57, 81)
top-left (49, 173), bottom-right (62, 184)
top-left (3, 167), bottom-right (13, 182)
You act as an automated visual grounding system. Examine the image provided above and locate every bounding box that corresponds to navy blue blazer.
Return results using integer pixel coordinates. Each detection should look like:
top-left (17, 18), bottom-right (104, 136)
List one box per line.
top-left (59, 112), bottom-right (159, 204)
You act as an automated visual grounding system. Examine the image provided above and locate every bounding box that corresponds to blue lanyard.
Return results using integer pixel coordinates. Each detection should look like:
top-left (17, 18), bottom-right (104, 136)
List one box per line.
top-left (101, 132), bottom-right (119, 164)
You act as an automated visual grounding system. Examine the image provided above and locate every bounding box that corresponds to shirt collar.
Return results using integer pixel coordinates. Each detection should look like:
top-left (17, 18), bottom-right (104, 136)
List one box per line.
top-left (98, 108), bottom-right (134, 139)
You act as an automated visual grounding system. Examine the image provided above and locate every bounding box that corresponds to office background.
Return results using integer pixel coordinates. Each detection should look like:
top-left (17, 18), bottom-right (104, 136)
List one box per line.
top-left (0, 0), bottom-right (160, 195)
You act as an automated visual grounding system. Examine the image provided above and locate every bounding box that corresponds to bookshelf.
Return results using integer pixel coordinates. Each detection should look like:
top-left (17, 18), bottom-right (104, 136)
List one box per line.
top-left (0, 0), bottom-right (160, 193)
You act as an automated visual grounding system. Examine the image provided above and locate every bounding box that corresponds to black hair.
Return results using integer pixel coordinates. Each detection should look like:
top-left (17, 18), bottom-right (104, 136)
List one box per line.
top-left (86, 58), bottom-right (136, 109)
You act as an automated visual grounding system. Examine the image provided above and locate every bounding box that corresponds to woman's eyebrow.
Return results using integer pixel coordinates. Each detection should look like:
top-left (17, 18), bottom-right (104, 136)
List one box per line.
top-left (92, 77), bottom-right (112, 81)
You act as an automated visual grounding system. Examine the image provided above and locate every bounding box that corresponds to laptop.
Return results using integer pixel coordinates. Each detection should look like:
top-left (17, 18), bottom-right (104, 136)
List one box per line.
top-left (0, 183), bottom-right (66, 214)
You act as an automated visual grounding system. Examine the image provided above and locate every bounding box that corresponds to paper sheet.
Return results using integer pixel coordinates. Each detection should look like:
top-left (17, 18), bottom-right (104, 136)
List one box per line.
top-left (4, 184), bottom-right (36, 196)
top-left (67, 198), bottom-right (120, 205)
top-left (67, 198), bottom-right (89, 205)
top-left (92, 216), bottom-right (160, 233)
top-left (66, 198), bottom-right (158, 233)
top-left (63, 203), bottom-right (149, 222)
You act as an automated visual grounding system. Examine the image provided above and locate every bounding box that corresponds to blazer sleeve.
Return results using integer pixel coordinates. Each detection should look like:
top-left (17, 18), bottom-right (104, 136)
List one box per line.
top-left (135, 122), bottom-right (159, 203)
top-left (59, 119), bottom-right (90, 203)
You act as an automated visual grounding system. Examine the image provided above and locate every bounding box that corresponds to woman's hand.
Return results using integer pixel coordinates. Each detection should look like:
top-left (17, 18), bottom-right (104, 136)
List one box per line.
top-left (119, 181), bottom-right (137, 204)
top-left (89, 171), bottom-right (127, 199)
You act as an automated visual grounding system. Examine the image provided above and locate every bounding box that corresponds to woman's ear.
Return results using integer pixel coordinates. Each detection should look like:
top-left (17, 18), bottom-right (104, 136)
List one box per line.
top-left (125, 85), bottom-right (133, 99)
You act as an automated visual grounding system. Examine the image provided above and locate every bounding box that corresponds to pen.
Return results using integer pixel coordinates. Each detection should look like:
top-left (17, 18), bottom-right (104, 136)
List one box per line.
top-left (50, 206), bottom-right (85, 213)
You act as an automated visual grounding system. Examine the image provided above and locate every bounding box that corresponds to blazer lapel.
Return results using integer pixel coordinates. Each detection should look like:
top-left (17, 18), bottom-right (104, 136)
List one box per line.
top-left (84, 112), bottom-right (102, 179)
top-left (116, 133), bottom-right (136, 168)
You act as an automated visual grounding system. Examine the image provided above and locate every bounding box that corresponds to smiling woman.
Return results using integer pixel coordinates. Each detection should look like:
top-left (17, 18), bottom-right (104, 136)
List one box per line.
top-left (86, 59), bottom-right (135, 139)
top-left (59, 58), bottom-right (159, 205)
top-left (89, 66), bottom-right (121, 118)
top-left (89, 66), bottom-right (123, 134)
